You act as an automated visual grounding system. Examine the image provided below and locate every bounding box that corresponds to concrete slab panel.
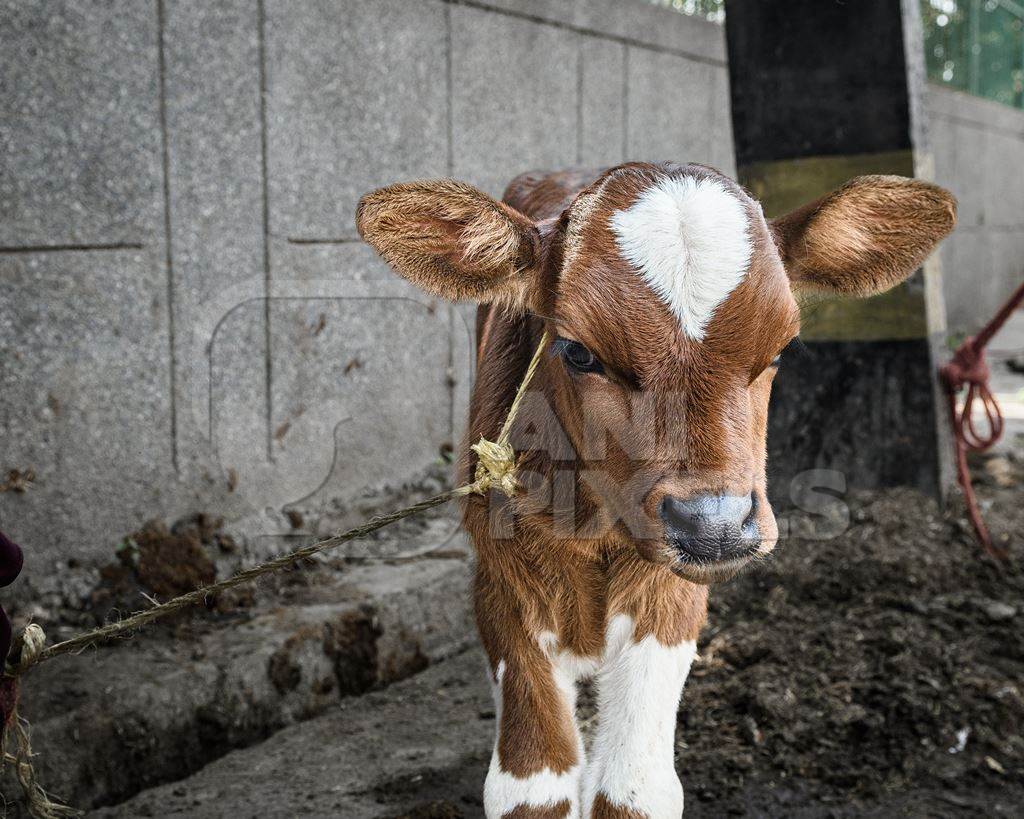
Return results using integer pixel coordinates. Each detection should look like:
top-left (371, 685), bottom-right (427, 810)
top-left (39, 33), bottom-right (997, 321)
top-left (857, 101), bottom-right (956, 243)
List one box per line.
top-left (265, 244), bottom-right (456, 514)
top-left (470, 0), bottom-right (726, 64)
top-left (578, 36), bottom-right (626, 167)
top-left (941, 229), bottom-right (993, 334)
top-left (927, 85), bottom-right (1024, 136)
top-left (927, 83), bottom-right (1024, 335)
top-left (927, 112), bottom-right (958, 196)
top-left (988, 229), bottom-right (1024, 315)
top-left (0, 1), bottom-right (162, 245)
top-left (160, 0), bottom-right (267, 478)
top-left (984, 130), bottom-right (1024, 228)
top-left (0, 249), bottom-right (178, 568)
top-left (207, 296), bottom-right (270, 515)
top-left (707, 65), bottom-right (737, 178)
top-left (951, 120), bottom-right (989, 230)
top-left (625, 45), bottom-right (716, 166)
top-left (451, 4), bottom-right (579, 197)
top-left (264, 0), bottom-right (448, 240)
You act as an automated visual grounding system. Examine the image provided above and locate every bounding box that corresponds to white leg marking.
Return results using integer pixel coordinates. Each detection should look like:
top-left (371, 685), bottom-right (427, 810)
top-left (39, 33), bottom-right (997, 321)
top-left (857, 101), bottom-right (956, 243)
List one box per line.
top-left (484, 657), bottom-right (585, 818)
top-left (582, 615), bottom-right (697, 818)
top-left (610, 175), bottom-right (752, 341)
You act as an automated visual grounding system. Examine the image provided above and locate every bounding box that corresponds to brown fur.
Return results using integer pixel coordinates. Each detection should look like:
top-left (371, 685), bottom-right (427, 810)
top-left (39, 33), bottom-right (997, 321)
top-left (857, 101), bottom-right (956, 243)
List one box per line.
top-left (591, 795), bottom-right (646, 819)
top-left (503, 802), bottom-right (573, 819)
top-left (356, 163), bottom-right (955, 813)
top-left (488, 629), bottom-right (581, 776)
top-left (356, 179), bottom-right (540, 307)
top-left (771, 174), bottom-right (956, 295)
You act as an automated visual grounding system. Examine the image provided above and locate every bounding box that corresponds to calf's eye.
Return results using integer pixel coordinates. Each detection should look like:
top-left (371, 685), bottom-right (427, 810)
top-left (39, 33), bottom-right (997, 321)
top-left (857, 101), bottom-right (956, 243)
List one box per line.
top-left (553, 338), bottom-right (605, 375)
top-left (770, 336), bottom-right (804, 370)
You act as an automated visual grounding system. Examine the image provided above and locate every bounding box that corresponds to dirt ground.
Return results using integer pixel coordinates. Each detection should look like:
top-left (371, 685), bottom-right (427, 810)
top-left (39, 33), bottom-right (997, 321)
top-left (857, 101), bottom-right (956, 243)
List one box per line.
top-left (677, 464), bottom-right (1024, 817)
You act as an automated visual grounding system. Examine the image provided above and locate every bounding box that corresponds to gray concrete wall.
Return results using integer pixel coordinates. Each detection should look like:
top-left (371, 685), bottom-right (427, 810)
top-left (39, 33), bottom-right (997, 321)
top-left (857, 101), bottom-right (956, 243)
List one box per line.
top-left (927, 84), bottom-right (1024, 335)
top-left (0, 1), bottom-right (732, 575)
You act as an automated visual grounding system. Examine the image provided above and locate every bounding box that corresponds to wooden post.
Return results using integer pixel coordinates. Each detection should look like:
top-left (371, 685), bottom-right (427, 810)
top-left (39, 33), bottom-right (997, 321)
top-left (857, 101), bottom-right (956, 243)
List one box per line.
top-left (725, 0), bottom-right (954, 503)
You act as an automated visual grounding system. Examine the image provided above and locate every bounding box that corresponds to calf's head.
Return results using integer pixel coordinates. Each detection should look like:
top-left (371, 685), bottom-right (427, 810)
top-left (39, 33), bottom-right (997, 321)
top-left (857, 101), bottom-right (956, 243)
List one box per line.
top-left (358, 163), bottom-right (955, 583)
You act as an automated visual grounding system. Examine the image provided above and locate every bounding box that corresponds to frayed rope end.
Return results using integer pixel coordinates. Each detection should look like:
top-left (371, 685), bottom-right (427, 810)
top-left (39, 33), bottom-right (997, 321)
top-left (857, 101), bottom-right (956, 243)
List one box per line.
top-left (3, 625), bottom-right (80, 817)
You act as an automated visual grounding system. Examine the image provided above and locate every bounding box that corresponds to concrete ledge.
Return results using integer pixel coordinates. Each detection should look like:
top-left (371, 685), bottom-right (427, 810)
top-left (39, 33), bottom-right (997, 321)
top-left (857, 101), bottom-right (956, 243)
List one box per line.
top-left (93, 648), bottom-right (495, 818)
top-left (4, 545), bottom-right (474, 812)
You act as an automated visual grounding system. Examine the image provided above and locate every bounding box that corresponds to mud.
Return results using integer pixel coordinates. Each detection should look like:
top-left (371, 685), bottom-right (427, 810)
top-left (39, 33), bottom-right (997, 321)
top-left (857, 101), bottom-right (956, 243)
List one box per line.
top-left (88, 514), bottom-right (252, 624)
top-left (678, 463), bottom-right (1024, 815)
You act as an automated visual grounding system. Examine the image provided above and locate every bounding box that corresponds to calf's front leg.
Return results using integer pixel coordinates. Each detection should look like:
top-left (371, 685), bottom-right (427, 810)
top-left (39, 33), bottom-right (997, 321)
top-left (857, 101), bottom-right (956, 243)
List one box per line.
top-left (585, 569), bottom-right (704, 818)
top-left (582, 613), bottom-right (698, 818)
top-left (482, 634), bottom-right (586, 818)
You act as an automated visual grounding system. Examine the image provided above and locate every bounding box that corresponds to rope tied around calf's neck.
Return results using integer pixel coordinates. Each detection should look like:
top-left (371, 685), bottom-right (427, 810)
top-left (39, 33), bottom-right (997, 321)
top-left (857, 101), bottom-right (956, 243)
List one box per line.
top-left (457, 328), bottom-right (550, 499)
top-left (0, 329), bottom-right (550, 819)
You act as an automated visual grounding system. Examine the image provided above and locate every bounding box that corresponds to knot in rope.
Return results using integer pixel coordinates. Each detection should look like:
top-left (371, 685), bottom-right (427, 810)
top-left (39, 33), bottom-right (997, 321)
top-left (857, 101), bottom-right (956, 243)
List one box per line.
top-left (3, 624), bottom-right (46, 680)
top-left (941, 337), bottom-right (1004, 453)
top-left (942, 337), bottom-right (990, 391)
top-left (17, 625), bottom-right (46, 672)
top-left (457, 328), bottom-right (550, 499)
top-left (466, 437), bottom-right (519, 496)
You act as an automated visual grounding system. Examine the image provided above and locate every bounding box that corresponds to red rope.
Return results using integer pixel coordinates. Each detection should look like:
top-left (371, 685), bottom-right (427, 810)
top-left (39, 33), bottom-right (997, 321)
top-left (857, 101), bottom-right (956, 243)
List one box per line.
top-left (939, 279), bottom-right (1024, 562)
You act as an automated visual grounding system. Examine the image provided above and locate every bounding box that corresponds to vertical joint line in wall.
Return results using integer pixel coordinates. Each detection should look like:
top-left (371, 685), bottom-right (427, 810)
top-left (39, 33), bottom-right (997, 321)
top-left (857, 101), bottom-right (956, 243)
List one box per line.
top-left (445, 4), bottom-right (455, 443)
top-left (622, 45), bottom-right (630, 160)
top-left (157, 0), bottom-right (179, 473)
top-left (447, 304), bottom-right (456, 445)
top-left (257, 0), bottom-right (274, 463)
top-left (575, 38), bottom-right (584, 165)
top-left (705, 70), bottom-right (718, 166)
top-left (445, 3), bottom-right (454, 176)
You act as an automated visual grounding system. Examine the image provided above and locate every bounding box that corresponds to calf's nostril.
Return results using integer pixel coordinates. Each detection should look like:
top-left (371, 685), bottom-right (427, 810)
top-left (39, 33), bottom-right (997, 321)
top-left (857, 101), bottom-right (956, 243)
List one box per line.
top-left (744, 492), bottom-right (757, 524)
top-left (659, 496), bottom-right (689, 534)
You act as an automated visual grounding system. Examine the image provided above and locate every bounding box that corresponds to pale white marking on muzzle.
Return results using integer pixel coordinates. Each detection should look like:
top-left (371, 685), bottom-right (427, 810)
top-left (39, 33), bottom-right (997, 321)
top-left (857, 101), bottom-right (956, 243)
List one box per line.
top-left (610, 175), bottom-right (752, 340)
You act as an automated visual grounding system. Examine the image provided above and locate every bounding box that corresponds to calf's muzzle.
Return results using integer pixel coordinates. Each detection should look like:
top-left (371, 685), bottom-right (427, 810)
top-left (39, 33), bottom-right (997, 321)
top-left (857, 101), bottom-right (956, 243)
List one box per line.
top-left (659, 492), bottom-right (759, 563)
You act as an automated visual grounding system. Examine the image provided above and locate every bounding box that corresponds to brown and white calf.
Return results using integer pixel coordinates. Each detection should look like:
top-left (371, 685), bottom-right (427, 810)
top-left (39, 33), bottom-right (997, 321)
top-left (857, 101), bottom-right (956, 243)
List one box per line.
top-left (357, 162), bottom-right (955, 818)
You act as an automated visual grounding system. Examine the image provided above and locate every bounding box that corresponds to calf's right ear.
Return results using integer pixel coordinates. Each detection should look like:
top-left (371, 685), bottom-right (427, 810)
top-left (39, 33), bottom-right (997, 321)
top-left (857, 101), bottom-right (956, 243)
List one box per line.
top-left (356, 179), bottom-right (540, 306)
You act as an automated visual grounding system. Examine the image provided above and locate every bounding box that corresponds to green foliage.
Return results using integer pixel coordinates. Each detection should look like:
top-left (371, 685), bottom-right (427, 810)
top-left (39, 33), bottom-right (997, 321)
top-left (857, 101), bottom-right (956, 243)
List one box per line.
top-left (922, 0), bottom-right (1024, 109)
top-left (646, 0), bottom-right (725, 24)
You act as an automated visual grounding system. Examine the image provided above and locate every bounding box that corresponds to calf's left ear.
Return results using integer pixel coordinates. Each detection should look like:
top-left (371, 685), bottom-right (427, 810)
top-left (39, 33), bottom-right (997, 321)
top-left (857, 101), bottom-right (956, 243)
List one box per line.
top-left (771, 175), bottom-right (956, 296)
top-left (356, 179), bottom-right (540, 306)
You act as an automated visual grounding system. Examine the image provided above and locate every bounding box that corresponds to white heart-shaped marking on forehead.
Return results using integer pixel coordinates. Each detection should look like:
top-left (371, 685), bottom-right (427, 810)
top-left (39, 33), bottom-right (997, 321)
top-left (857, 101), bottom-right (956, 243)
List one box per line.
top-left (609, 175), bottom-right (752, 341)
